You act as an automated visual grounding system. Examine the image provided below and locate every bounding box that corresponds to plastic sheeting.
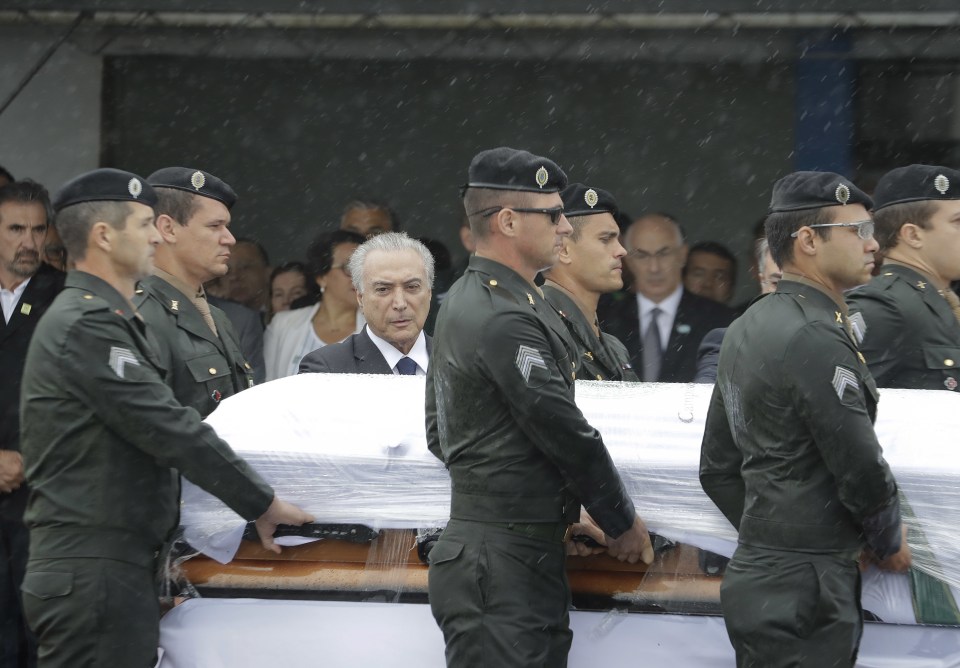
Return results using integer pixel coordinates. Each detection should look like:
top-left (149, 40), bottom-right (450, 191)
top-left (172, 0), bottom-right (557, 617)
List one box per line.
top-left (181, 374), bottom-right (960, 623)
top-left (157, 598), bottom-right (960, 667)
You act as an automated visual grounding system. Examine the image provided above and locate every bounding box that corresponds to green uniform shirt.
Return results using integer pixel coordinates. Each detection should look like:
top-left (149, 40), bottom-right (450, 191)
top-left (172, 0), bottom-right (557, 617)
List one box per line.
top-left (700, 276), bottom-right (901, 558)
top-left (135, 274), bottom-right (254, 419)
top-left (20, 271), bottom-right (273, 567)
top-left (847, 263), bottom-right (960, 392)
top-left (541, 284), bottom-right (638, 382)
top-left (425, 256), bottom-right (635, 537)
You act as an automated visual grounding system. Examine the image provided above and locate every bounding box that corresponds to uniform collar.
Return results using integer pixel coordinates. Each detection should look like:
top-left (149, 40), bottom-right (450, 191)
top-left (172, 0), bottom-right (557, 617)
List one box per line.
top-left (467, 255), bottom-right (542, 303)
top-left (877, 261), bottom-right (939, 291)
top-left (66, 270), bottom-right (139, 321)
top-left (779, 272), bottom-right (848, 314)
top-left (153, 266), bottom-right (204, 300)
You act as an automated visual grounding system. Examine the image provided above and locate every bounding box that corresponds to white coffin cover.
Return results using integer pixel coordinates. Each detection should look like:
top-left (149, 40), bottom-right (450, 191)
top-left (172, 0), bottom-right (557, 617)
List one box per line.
top-left (181, 374), bottom-right (960, 621)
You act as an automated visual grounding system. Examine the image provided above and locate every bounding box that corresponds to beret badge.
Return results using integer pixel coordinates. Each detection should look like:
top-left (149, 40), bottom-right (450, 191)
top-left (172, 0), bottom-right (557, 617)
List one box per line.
top-left (835, 183), bottom-right (850, 205)
top-left (191, 171), bottom-right (206, 190)
top-left (128, 178), bottom-right (142, 198)
top-left (535, 166), bottom-right (549, 189)
top-left (935, 174), bottom-right (950, 195)
top-left (584, 188), bottom-right (599, 208)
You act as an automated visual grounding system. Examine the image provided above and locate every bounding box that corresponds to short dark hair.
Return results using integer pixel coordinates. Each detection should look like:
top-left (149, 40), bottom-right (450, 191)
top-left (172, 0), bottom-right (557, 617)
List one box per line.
top-left (235, 236), bottom-right (270, 267)
top-left (764, 207), bottom-right (831, 268)
top-left (153, 187), bottom-right (199, 226)
top-left (305, 229), bottom-right (365, 282)
top-left (55, 201), bottom-right (131, 262)
top-left (872, 200), bottom-right (937, 253)
top-left (0, 165), bottom-right (14, 184)
top-left (461, 187), bottom-right (534, 240)
top-left (686, 241), bottom-right (738, 282)
top-left (0, 179), bottom-right (53, 226)
top-left (341, 198), bottom-right (401, 232)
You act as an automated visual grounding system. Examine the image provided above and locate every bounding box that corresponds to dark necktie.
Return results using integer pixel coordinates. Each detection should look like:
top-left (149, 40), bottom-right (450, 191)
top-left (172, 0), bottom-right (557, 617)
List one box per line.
top-left (395, 357), bottom-right (418, 376)
top-left (642, 307), bottom-right (663, 382)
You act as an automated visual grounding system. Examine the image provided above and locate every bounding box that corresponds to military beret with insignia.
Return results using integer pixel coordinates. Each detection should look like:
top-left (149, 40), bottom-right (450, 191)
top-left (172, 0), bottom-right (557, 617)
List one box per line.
top-left (769, 171), bottom-right (872, 213)
top-left (561, 183), bottom-right (619, 218)
top-left (462, 147), bottom-right (567, 196)
top-left (53, 168), bottom-right (158, 212)
top-left (147, 167), bottom-right (238, 209)
top-left (872, 164), bottom-right (960, 211)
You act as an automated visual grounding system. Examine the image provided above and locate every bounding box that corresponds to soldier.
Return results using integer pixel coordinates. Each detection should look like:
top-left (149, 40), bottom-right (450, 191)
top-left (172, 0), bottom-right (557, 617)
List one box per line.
top-left (135, 167), bottom-right (255, 418)
top-left (542, 183), bottom-right (638, 381)
top-left (847, 165), bottom-right (960, 391)
top-left (699, 171), bottom-right (911, 667)
top-left (19, 169), bottom-right (311, 667)
top-left (425, 147), bottom-right (653, 668)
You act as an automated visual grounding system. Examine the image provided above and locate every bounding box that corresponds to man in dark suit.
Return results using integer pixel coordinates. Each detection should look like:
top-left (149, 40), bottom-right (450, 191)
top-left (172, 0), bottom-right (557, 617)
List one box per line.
top-left (0, 180), bottom-right (64, 668)
top-left (598, 213), bottom-right (735, 382)
top-left (299, 232), bottom-right (432, 375)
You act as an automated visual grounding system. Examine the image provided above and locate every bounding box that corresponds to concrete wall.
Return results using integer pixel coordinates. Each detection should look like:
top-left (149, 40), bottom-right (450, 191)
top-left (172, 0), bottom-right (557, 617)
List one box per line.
top-left (0, 31), bottom-right (102, 192)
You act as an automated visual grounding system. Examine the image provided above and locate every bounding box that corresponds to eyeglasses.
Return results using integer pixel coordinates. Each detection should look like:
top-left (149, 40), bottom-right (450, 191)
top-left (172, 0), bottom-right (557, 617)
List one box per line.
top-left (468, 205), bottom-right (565, 225)
top-left (791, 220), bottom-right (875, 240)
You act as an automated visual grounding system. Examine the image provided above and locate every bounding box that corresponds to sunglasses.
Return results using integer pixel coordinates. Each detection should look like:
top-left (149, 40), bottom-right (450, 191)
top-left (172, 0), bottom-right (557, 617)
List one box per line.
top-left (468, 205), bottom-right (565, 225)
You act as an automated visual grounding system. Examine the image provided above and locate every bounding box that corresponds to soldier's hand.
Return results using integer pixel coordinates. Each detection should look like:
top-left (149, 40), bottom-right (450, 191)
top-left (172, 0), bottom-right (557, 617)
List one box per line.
top-left (254, 497), bottom-right (315, 554)
top-left (605, 515), bottom-right (655, 565)
top-left (876, 524), bottom-right (912, 573)
top-left (565, 509), bottom-right (608, 557)
top-left (0, 450), bottom-right (25, 494)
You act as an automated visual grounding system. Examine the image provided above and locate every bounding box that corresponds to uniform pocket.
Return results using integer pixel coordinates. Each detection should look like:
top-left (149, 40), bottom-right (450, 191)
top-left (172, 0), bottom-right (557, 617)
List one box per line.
top-left (21, 571), bottom-right (73, 600)
top-left (428, 539), bottom-right (464, 566)
top-left (184, 351), bottom-right (232, 383)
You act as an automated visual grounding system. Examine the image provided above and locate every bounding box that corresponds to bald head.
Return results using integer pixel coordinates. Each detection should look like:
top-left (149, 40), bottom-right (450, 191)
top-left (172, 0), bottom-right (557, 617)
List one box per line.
top-left (623, 214), bottom-right (688, 302)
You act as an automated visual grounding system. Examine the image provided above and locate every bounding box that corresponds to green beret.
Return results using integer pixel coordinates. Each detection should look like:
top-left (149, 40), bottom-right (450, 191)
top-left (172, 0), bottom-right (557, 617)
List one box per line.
top-left (769, 171), bottom-right (872, 213)
top-left (147, 167), bottom-right (238, 209)
top-left (53, 168), bottom-right (157, 212)
top-left (561, 183), bottom-right (619, 218)
top-left (463, 147), bottom-right (567, 195)
top-left (872, 164), bottom-right (960, 211)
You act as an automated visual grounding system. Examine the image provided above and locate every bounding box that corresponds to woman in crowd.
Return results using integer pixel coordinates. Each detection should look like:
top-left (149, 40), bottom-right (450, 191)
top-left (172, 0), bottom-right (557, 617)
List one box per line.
top-left (264, 230), bottom-right (365, 380)
top-left (268, 261), bottom-right (310, 322)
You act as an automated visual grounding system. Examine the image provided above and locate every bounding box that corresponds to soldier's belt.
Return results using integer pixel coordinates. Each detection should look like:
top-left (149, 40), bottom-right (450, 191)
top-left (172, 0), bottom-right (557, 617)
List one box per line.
top-left (485, 521), bottom-right (573, 543)
top-left (449, 489), bottom-right (574, 524)
top-left (738, 515), bottom-right (861, 553)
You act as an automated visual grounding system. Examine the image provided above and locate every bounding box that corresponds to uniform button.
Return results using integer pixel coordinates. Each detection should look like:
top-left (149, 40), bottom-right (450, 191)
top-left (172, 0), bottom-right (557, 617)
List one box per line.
top-left (946, 359), bottom-right (955, 367)
top-left (489, 279), bottom-right (498, 287)
top-left (83, 295), bottom-right (93, 300)
top-left (208, 367), bottom-right (217, 375)
top-left (244, 362), bottom-right (251, 370)
top-left (571, 372), bottom-right (576, 380)
top-left (596, 374), bottom-right (602, 380)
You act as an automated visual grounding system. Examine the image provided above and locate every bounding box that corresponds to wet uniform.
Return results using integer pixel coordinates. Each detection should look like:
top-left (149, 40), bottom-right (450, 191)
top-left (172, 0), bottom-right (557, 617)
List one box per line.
top-left (426, 256), bottom-right (635, 668)
top-left (20, 272), bottom-right (273, 667)
top-left (700, 275), bottom-right (902, 668)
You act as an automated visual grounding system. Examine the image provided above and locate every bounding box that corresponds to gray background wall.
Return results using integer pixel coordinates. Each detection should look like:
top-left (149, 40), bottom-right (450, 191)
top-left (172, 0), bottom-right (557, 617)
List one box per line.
top-left (103, 57), bottom-right (794, 300)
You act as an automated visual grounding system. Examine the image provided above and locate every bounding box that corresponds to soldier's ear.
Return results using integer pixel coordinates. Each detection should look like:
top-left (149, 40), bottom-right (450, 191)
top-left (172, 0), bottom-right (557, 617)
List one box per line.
top-left (898, 222), bottom-right (924, 249)
top-left (155, 214), bottom-right (179, 244)
top-left (492, 208), bottom-right (518, 238)
top-left (89, 221), bottom-right (113, 253)
top-left (557, 238), bottom-right (573, 264)
top-left (793, 227), bottom-right (819, 257)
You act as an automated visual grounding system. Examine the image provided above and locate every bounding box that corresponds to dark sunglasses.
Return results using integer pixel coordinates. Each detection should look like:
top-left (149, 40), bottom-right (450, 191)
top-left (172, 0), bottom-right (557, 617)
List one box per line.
top-left (467, 205), bottom-right (565, 225)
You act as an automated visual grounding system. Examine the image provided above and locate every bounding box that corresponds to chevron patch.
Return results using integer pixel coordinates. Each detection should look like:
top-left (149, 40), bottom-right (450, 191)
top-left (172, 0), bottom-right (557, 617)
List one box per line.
top-left (832, 365), bottom-right (859, 403)
top-left (109, 346), bottom-right (140, 379)
top-left (515, 344), bottom-right (548, 385)
top-left (848, 312), bottom-right (866, 345)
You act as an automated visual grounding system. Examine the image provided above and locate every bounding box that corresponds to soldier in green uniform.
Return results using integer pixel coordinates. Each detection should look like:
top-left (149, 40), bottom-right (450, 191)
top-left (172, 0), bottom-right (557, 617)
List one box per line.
top-left (425, 147), bottom-right (654, 668)
top-left (542, 183), bottom-right (638, 382)
top-left (847, 164), bottom-right (960, 391)
top-left (135, 167), bottom-right (253, 419)
top-left (699, 171), bottom-right (912, 668)
top-left (18, 169), bottom-right (312, 668)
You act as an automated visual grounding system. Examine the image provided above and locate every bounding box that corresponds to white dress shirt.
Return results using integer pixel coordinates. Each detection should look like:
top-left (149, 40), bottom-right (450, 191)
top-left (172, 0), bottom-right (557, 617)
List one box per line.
top-left (1, 276), bottom-right (31, 324)
top-left (367, 328), bottom-right (429, 376)
top-left (635, 285), bottom-right (683, 347)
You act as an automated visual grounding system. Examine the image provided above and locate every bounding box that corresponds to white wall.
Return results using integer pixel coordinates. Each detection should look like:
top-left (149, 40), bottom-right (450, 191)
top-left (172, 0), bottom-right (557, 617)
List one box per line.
top-left (0, 30), bottom-right (102, 192)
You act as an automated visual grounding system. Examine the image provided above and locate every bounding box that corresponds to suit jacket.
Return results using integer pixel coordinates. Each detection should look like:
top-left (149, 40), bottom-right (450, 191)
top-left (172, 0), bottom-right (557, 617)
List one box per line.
top-left (0, 263), bottom-right (65, 519)
top-left (298, 326), bottom-right (431, 375)
top-left (693, 327), bottom-right (726, 384)
top-left (598, 288), bottom-right (736, 383)
top-left (209, 296), bottom-right (266, 384)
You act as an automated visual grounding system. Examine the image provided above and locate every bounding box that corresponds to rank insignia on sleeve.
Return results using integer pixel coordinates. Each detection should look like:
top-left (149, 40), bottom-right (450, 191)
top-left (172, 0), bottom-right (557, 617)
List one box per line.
top-left (832, 365), bottom-right (859, 403)
top-left (848, 312), bottom-right (866, 345)
top-left (109, 346), bottom-right (140, 379)
top-left (515, 344), bottom-right (549, 386)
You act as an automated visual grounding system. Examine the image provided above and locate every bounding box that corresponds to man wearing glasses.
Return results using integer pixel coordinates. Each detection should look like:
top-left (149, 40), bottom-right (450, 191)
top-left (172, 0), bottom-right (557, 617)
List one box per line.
top-left (847, 164), bottom-right (960, 393)
top-left (425, 147), bottom-right (653, 667)
top-left (598, 212), bottom-right (735, 382)
top-left (700, 171), bottom-right (911, 667)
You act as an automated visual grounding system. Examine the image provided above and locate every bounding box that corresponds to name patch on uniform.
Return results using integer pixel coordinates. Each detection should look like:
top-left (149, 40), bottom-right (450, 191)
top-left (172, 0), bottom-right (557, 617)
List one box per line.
top-left (109, 346), bottom-right (140, 379)
top-left (832, 365), bottom-right (859, 403)
top-left (515, 344), bottom-right (548, 386)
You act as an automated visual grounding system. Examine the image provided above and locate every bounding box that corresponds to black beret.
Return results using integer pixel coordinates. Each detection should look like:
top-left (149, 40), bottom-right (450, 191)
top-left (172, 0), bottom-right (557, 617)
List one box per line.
top-left (872, 164), bottom-right (960, 211)
top-left (147, 167), bottom-right (238, 209)
top-left (53, 168), bottom-right (158, 212)
top-left (769, 171), bottom-right (872, 214)
top-left (463, 147), bottom-right (567, 195)
top-left (561, 183), bottom-right (619, 218)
